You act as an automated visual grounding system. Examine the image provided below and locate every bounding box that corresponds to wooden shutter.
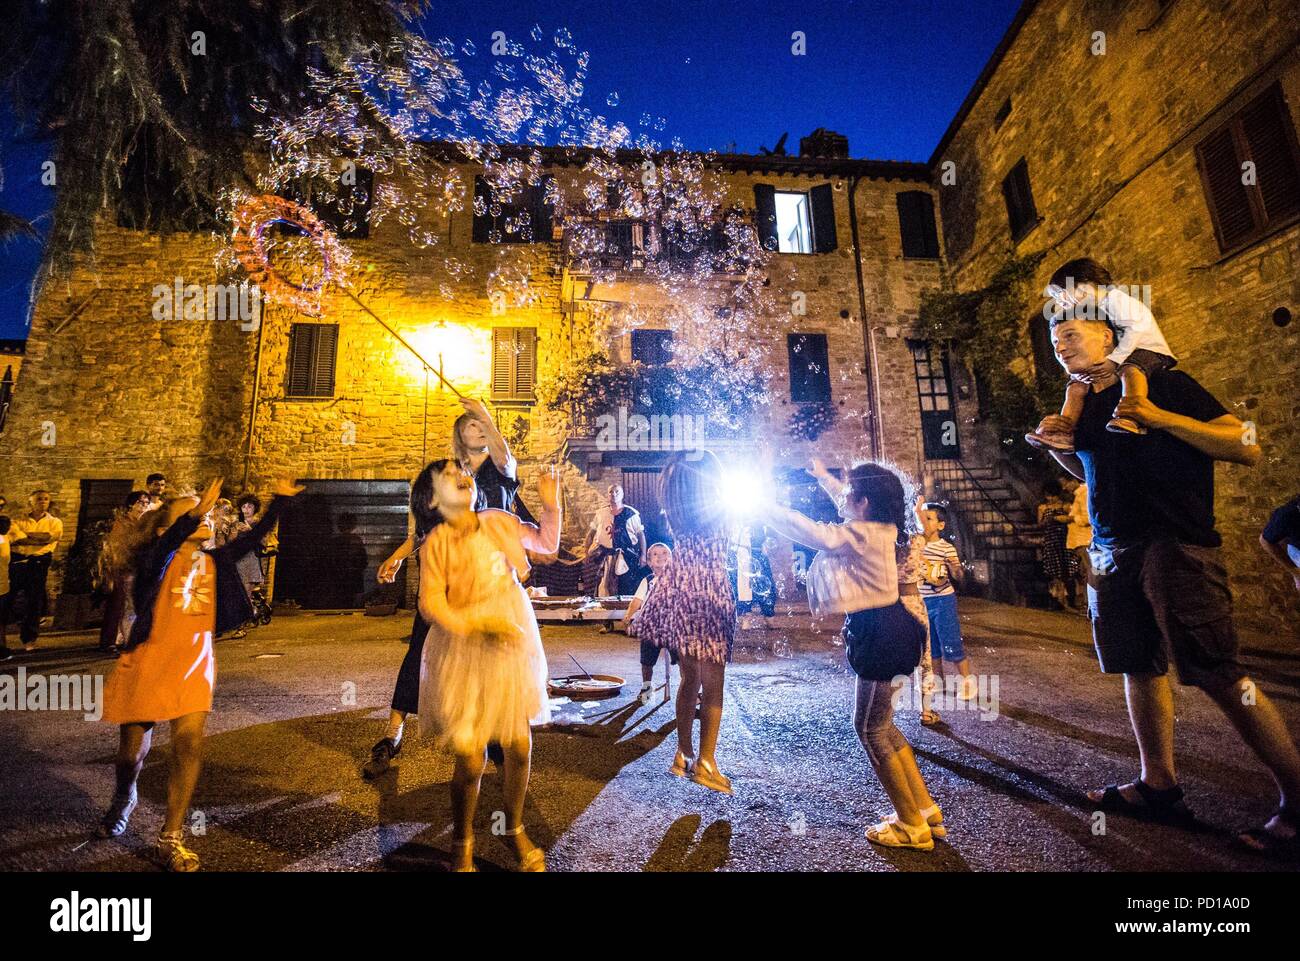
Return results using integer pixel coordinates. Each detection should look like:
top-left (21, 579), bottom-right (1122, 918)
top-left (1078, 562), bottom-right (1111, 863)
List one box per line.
top-left (531, 176), bottom-right (554, 242)
top-left (1001, 159), bottom-right (1038, 240)
top-left (754, 183), bottom-right (778, 250)
top-left (1198, 126), bottom-right (1257, 250)
top-left (897, 190), bottom-right (940, 258)
top-left (1241, 86), bottom-right (1300, 224)
top-left (472, 176), bottom-right (492, 243)
top-left (810, 183), bottom-right (838, 253)
top-left (287, 324), bottom-right (337, 398)
top-left (491, 327), bottom-right (537, 401)
top-left (787, 333), bottom-right (831, 403)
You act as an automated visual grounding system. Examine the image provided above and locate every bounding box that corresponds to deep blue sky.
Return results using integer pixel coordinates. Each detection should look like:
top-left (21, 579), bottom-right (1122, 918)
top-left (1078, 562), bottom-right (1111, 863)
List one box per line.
top-left (0, 0), bottom-right (1022, 339)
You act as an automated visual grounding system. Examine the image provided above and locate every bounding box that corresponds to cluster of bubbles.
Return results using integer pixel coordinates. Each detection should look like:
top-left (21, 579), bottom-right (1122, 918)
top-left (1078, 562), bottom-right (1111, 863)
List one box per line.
top-left (219, 23), bottom-right (827, 453)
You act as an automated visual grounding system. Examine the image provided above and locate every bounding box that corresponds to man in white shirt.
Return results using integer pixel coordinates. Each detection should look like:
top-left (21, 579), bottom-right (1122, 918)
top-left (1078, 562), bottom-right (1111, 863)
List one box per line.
top-left (9, 489), bottom-right (63, 651)
top-left (582, 483), bottom-right (647, 600)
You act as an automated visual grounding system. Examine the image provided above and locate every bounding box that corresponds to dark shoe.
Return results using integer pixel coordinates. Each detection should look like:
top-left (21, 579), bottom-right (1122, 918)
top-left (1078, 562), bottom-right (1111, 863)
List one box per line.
top-left (0, 649), bottom-right (12, 663)
top-left (361, 737), bottom-right (401, 780)
top-left (1089, 780), bottom-right (1196, 827)
top-left (96, 792), bottom-right (138, 839)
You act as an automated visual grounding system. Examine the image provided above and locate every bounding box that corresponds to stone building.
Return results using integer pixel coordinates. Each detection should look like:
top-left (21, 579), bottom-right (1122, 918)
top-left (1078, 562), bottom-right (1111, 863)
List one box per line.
top-left (932, 0), bottom-right (1300, 632)
top-left (0, 135), bottom-right (952, 611)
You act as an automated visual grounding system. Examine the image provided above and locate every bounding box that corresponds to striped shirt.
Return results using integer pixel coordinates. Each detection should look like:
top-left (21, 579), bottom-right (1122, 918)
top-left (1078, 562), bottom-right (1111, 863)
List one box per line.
top-left (919, 537), bottom-right (959, 597)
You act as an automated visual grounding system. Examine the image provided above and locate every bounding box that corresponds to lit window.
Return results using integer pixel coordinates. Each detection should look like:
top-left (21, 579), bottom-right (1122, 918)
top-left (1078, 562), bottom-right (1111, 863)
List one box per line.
top-left (774, 192), bottom-right (813, 254)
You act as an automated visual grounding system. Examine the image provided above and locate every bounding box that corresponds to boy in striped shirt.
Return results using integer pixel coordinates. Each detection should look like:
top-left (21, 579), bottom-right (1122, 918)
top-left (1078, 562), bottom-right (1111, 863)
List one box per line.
top-left (918, 504), bottom-right (975, 702)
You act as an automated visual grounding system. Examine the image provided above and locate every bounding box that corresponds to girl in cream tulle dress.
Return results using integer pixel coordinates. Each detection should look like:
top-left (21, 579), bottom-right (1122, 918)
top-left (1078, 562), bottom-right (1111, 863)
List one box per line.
top-left (415, 459), bottom-right (560, 872)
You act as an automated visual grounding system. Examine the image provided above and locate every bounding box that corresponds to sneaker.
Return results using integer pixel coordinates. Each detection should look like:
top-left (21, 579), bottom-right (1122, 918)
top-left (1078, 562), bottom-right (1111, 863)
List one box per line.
top-left (638, 682), bottom-right (653, 705)
top-left (1024, 430), bottom-right (1076, 453)
top-left (155, 831), bottom-right (200, 872)
top-left (96, 792), bottom-right (139, 839)
top-left (1106, 415), bottom-right (1147, 435)
top-left (361, 736), bottom-right (402, 780)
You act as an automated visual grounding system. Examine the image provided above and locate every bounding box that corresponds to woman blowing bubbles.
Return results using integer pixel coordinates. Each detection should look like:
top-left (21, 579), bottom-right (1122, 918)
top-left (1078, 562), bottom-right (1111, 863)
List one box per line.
top-left (416, 460), bottom-right (561, 871)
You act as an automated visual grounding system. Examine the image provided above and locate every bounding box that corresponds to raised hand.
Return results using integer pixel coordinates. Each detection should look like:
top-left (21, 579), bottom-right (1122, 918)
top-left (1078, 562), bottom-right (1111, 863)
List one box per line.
top-left (272, 477), bottom-right (306, 498)
top-left (193, 478), bottom-right (224, 518)
top-left (459, 396), bottom-right (491, 423)
top-left (537, 464), bottom-right (561, 510)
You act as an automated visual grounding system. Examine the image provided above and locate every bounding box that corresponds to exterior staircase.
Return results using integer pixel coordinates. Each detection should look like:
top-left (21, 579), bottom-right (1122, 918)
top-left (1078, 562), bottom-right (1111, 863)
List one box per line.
top-left (926, 460), bottom-right (1052, 608)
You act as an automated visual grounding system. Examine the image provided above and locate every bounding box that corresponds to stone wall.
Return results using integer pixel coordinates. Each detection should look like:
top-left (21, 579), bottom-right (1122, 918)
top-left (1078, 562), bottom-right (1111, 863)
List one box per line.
top-left (0, 156), bottom-right (943, 608)
top-left (934, 0), bottom-right (1300, 631)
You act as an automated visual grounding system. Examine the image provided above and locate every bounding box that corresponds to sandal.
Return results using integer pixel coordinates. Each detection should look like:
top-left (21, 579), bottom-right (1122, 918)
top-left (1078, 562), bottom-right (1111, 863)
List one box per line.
top-left (503, 825), bottom-right (546, 872)
top-left (96, 792), bottom-right (138, 839)
top-left (884, 804), bottom-right (946, 839)
top-left (1239, 807), bottom-right (1300, 857)
top-left (866, 818), bottom-right (934, 851)
top-left (155, 831), bottom-right (200, 872)
top-left (690, 758), bottom-right (733, 795)
top-left (668, 751), bottom-right (694, 779)
top-left (920, 710), bottom-right (942, 727)
top-left (1090, 780), bottom-right (1196, 827)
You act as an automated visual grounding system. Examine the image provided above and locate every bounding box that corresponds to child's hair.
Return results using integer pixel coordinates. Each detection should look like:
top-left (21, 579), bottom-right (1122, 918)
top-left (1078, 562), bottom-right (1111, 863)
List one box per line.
top-left (410, 458), bottom-right (454, 540)
top-left (647, 541), bottom-right (672, 554)
top-left (921, 502), bottom-right (950, 527)
top-left (123, 490), bottom-right (150, 511)
top-left (1050, 257), bottom-right (1112, 291)
top-left (237, 494), bottom-right (262, 515)
top-left (451, 413), bottom-right (481, 470)
top-left (845, 462), bottom-right (918, 547)
top-left (0, 515), bottom-right (9, 535)
top-left (659, 449), bottom-right (726, 539)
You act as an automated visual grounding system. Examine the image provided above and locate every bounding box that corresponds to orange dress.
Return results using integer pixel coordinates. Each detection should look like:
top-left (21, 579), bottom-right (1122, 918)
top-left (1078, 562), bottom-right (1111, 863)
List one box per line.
top-left (102, 538), bottom-right (217, 724)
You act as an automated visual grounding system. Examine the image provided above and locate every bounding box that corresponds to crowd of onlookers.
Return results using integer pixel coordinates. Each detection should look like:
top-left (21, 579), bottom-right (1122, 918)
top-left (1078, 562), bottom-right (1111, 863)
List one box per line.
top-left (0, 473), bottom-right (278, 661)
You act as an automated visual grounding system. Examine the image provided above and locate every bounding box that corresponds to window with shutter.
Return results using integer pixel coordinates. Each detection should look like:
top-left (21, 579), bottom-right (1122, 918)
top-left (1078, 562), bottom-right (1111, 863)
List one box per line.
top-left (810, 183), bottom-right (838, 253)
top-left (754, 184), bottom-right (778, 250)
top-left (1001, 158), bottom-right (1039, 241)
top-left (491, 327), bottom-right (538, 402)
top-left (1197, 83), bottom-right (1300, 254)
top-left (286, 323), bottom-right (338, 398)
top-left (896, 190), bottom-right (941, 259)
top-left (787, 333), bottom-right (831, 403)
top-left (473, 176), bottom-right (554, 244)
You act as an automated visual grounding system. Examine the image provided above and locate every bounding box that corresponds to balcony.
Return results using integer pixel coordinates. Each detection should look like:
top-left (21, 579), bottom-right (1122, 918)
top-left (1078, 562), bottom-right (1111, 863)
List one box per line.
top-left (561, 217), bottom-right (759, 279)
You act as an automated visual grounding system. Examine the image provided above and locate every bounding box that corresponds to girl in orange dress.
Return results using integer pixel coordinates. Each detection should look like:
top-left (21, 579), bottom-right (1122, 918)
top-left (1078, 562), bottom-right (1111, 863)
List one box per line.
top-left (97, 477), bottom-right (302, 871)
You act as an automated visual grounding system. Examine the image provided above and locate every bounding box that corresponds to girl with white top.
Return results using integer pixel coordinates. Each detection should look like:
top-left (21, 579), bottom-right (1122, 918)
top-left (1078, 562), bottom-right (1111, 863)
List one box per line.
top-left (763, 461), bottom-right (942, 851)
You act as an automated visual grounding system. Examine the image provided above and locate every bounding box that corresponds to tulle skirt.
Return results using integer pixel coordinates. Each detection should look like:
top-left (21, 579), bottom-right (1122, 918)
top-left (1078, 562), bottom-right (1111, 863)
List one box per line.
top-left (417, 584), bottom-right (550, 754)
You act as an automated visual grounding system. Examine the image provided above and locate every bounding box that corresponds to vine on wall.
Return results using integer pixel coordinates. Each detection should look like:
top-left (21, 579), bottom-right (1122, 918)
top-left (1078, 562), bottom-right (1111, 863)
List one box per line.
top-left (917, 251), bottom-right (1062, 464)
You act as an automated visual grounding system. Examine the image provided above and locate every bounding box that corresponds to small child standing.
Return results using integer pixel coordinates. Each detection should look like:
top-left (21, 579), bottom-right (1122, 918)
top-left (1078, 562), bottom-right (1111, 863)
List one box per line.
top-left (621, 541), bottom-right (678, 705)
top-left (766, 461), bottom-right (942, 851)
top-left (917, 503), bottom-right (975, 703)
top-left (1028, 257), bottom-right (1176, 452)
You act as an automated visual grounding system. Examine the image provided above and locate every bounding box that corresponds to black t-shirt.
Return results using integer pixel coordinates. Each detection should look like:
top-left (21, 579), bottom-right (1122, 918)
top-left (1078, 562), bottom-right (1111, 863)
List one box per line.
top-left (1262, 495), bottom-right (1300, 545)
top-left (1073, 370), bottom-right (1228, 549)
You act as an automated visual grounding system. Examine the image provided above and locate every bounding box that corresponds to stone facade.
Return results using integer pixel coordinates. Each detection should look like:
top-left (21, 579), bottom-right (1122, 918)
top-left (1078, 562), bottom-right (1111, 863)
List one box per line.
top-left (932, 0), bottom-right (1300, 631)
top-left (0, 148), bottom-right (944, 607)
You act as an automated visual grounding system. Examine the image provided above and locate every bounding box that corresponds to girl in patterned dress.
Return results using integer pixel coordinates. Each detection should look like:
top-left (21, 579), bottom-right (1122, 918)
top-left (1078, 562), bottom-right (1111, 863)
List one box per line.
top-left (416, 460), bottom-right (561, 871)
top-left (97, 477), bottom-right (302, 871)
top-left (637, 450), bottom-right (737, 795)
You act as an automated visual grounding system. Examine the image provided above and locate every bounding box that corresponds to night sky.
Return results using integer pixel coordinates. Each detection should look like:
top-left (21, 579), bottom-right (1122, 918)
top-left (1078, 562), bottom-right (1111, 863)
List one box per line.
top-left (0, 0), bottom-right (1022, 340)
